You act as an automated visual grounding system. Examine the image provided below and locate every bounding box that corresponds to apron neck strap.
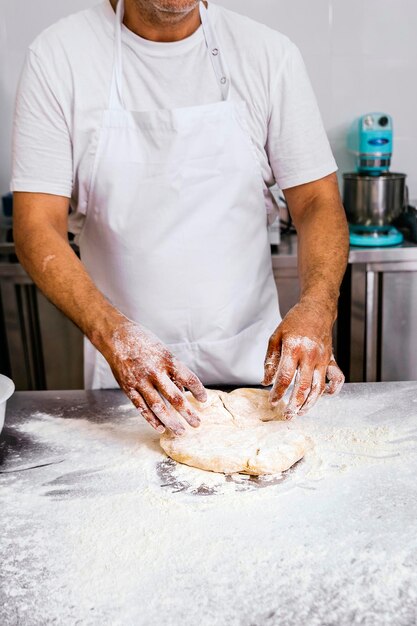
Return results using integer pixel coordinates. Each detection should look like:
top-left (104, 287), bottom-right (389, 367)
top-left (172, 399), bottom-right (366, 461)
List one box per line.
top-left (109, 0), bottom-right (230, 110)
top-left (199, 2), bottom-right (230, 101)
top-left (109, 0), bottom-right (125, 110)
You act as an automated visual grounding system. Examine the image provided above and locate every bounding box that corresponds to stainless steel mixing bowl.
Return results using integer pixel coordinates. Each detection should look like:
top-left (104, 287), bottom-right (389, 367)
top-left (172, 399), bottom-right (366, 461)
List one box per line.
top-left (343, 172), bottom-right (407, 227)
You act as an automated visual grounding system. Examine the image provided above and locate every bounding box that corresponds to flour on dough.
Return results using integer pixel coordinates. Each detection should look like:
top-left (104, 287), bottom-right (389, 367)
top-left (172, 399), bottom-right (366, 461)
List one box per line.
top-left (159, 388), bottom-right (311, 476)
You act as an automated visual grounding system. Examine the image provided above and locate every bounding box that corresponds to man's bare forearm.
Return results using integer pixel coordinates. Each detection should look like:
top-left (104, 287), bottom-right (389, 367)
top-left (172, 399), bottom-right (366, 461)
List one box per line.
top-left (13, 199), bottom-right (124, 355)
top-left (291, 175), bottom-right (349, 319)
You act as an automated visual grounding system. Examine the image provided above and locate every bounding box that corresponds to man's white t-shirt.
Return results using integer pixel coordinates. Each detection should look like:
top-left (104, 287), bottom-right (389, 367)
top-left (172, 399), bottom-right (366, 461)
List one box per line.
top-left (11, 0), bottom-right (337, 232)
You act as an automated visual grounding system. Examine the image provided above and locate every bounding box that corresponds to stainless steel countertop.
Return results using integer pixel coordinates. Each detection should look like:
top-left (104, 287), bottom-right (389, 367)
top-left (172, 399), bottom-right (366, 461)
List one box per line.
top-left (1, 383), bottom-right (417, 625)
top-left (272, 234), bottom-right (417, 269)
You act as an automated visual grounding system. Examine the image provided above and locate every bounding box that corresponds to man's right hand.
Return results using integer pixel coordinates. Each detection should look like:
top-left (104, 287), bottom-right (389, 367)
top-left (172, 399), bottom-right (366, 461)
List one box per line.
top-left (102, 321), bottom-right (207, 435)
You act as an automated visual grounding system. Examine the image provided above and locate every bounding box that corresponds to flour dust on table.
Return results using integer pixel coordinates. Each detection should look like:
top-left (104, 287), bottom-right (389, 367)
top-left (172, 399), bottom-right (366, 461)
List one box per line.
top-left (160, 388), bottom-right (311, 475)
top-left (2, 384), bottom-right (417, 626)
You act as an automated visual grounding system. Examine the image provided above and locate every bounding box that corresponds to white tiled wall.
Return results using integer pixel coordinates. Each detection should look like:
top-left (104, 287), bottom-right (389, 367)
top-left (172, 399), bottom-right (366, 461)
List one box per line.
top-left (1, 0), bottom-right (417, 198)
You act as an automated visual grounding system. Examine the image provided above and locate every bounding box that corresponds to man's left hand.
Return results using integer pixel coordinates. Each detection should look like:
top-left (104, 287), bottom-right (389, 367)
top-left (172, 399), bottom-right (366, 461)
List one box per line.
top-left (262, 299), bottom-right (345, 419)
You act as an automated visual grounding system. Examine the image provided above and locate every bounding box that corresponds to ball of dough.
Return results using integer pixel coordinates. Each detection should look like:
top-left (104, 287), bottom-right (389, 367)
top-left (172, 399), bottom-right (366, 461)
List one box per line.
top-left (160, 388), bottom-right (310, 475)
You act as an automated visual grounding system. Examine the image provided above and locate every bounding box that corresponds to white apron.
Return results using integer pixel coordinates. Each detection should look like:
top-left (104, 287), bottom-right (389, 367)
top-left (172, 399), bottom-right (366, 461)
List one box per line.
top-left (79, 0), bottom-right (281, 388)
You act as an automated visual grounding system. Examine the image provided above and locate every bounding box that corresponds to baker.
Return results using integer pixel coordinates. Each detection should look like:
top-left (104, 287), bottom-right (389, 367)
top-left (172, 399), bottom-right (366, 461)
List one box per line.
top-left (11, 0), bottom-right (349, 435)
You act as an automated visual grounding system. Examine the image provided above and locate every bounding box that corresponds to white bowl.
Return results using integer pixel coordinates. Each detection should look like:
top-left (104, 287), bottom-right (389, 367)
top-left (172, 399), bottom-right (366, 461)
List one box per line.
top-left (0, 374), bottom-right (15, 436)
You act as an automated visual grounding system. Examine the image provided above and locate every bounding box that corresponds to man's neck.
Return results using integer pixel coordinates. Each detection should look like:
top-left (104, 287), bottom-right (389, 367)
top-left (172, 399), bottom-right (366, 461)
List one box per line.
top-left (109, 0), bottom-right (204, 43)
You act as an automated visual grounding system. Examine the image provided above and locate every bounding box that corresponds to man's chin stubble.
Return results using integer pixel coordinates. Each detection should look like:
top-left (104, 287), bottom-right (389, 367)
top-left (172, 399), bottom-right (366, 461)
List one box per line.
top-left (140, 0), bottom-right (199, 18)
top-left (155, 3), bottom-right (198, 12)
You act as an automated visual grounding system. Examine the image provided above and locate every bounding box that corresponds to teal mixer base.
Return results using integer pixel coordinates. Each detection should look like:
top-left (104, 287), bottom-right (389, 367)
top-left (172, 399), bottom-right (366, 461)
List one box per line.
top-left (349, 225), bottom-right (404, 247)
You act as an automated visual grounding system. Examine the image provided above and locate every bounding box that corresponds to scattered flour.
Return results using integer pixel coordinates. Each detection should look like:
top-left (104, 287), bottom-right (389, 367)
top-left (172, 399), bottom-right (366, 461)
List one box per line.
top-left (1, 390), bottom-right (417, 625)
top-left (41, 254), bottom-right (56, 272)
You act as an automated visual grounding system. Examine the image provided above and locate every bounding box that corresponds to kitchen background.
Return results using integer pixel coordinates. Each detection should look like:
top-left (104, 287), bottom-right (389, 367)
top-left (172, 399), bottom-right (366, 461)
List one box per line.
top-left (1, 0), bottom-right (417, 199)
top-left (1, 0), bottom-right (417, 390)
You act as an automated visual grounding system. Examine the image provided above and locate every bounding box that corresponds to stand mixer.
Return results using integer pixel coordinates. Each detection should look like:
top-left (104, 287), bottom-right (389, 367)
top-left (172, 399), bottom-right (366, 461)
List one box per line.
top-left (343, 113), bottom-right (408, 247)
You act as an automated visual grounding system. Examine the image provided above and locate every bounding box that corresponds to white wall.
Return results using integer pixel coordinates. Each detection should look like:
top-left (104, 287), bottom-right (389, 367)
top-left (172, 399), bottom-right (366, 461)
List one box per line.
top-left (0, 0), bottom-right (98, 196)
top-left (1, 0), bottom-right (417, 198)
top-left (221, 0), bottom-right (417, 200)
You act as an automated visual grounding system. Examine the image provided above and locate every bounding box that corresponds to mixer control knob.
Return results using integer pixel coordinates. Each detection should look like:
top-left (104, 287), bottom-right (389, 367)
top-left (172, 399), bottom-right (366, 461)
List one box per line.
top-left (379, 116), bottom-right (389, 127)
top-left (364, 115), bottom-right (374, 128)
